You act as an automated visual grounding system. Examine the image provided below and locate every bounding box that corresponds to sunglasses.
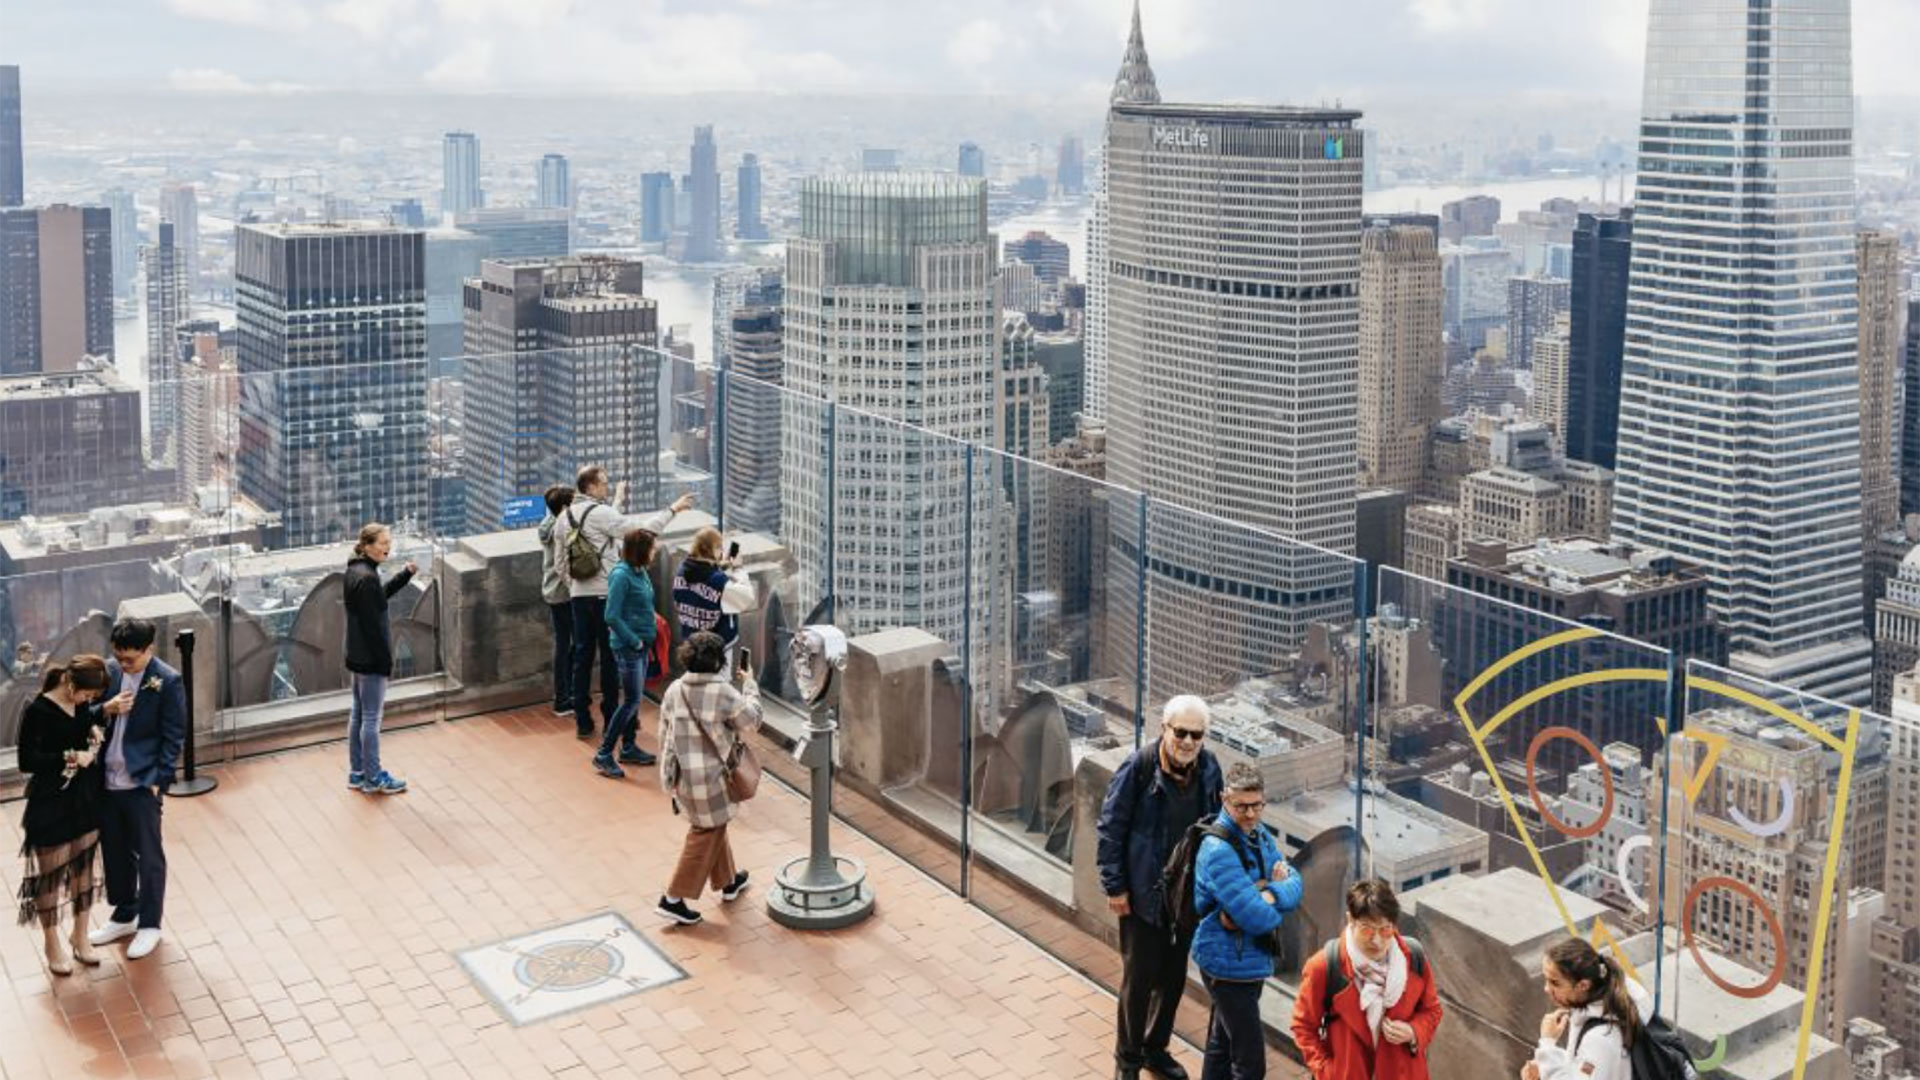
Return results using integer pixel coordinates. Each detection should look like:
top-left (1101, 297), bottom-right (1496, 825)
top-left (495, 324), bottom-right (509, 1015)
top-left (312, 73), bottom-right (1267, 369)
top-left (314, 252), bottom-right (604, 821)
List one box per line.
top-left (1168, 726), bottom-right (1206, 743)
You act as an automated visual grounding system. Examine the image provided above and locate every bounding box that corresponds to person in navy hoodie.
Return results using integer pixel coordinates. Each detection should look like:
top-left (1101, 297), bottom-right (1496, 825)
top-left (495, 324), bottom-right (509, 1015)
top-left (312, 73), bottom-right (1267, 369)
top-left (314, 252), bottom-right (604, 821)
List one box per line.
top-left (85, 618), bottom-right (187, 962)
top-left (671, 528), bottom-right (756, 673)
top-left (1191, 762), bottom-right (1302, 1080)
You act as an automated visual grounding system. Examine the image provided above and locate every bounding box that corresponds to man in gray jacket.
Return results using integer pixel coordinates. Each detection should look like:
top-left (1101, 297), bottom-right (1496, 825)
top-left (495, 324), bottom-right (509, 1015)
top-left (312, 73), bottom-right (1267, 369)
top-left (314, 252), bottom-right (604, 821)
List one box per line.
top-left (536, 485), bottom-right (576, 716)
top-left (558, 465), bottom-right (692, 750)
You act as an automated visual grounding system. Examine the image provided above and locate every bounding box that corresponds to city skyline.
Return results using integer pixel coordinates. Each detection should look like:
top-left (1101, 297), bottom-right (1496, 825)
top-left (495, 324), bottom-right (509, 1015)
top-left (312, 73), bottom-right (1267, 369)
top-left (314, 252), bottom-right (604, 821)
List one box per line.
top-left (0, 2), bottom-right (1916, 1077)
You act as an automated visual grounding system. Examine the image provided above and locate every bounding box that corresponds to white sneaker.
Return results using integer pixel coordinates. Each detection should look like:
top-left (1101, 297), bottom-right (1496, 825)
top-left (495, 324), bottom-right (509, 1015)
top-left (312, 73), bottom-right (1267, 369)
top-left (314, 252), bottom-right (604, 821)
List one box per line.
top-left (126, 928), bottom-right (162, 960)
top-left (89, 919), bottom-right (137, 947)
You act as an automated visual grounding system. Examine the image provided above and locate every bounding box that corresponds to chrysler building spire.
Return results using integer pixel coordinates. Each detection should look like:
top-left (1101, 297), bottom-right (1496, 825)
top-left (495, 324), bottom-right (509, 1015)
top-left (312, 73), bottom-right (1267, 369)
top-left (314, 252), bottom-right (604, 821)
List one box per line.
top-left (1110, 0), bottom-right (1161, 105)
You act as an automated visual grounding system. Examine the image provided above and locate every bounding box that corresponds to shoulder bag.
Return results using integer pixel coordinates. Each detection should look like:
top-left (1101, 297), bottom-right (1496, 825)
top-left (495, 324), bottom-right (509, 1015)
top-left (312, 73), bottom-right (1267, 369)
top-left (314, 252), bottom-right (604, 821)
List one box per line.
top-left (683, 682), bottom-right (761, 803)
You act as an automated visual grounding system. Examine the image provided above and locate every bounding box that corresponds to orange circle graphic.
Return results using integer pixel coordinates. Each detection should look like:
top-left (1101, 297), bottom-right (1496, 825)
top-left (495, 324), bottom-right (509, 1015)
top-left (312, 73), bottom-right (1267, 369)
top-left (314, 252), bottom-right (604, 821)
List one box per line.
top-left (1682, 876), bottom-right (1788, 999)
top-left (1526, 726), bottom-right (1613, 840)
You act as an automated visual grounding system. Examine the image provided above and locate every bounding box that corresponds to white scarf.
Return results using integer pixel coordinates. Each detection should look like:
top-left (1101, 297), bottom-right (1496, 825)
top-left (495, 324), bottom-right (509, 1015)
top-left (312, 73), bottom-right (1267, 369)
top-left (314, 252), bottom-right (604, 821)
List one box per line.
top-left (1344, 928), bottom-right (1409, 1045)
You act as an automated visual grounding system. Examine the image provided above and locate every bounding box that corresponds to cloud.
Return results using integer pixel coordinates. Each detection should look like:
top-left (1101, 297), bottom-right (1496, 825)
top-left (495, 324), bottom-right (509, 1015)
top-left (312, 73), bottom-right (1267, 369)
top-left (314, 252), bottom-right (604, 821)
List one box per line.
top-left (946, 19), bottom-right (1009, 70)
top-left (422, 39), bottom-right (497, 89)
top-left (16, 0), bottom-right (1916, 102)
top-left (433, 0), bottom-right (575, 30)
top-left (166, 0), bottom-right (310, 30)
top-left (166, 68), bottom-right (310, 94)
top-left (1405, 0), bottom-right (1500, 33)
top-left (322, 0), bottom-right (426, 40)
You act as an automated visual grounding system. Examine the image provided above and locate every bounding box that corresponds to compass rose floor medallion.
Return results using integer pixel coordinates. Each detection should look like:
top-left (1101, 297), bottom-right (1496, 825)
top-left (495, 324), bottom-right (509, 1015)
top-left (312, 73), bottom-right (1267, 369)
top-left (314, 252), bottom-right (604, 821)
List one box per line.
top-left (456, 911), bottom-right (687, 1026)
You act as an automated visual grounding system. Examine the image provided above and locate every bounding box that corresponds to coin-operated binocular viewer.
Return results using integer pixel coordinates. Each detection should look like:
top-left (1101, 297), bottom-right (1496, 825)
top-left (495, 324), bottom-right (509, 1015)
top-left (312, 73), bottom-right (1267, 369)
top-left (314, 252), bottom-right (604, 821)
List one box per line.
top-left (768, 617), bottom-right (875, 929)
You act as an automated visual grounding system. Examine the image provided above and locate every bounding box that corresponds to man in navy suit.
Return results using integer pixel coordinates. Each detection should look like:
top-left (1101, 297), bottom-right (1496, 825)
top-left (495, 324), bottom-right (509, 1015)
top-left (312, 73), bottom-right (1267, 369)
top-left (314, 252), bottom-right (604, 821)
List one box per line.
top-left (86, 618), bottom-right (186, 961)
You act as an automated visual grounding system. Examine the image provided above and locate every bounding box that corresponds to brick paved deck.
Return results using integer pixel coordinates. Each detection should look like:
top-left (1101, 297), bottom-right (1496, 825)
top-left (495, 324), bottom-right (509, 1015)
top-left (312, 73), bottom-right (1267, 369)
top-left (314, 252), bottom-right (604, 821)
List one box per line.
top-left (0, 704), bottom-right (1257, 1079)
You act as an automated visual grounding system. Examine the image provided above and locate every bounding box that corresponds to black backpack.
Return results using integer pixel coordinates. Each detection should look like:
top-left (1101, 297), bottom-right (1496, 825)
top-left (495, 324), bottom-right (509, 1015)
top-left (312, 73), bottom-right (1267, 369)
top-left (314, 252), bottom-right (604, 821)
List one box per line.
top-left (1574, 1012), bottom-right (1698, 1080)
top-left (1159, 818), bottom-right (1287, 954)
top-left (1159, 819), bottom-right (1232, 942)
top-left (1316, 936), bottom-right (1428, 1039)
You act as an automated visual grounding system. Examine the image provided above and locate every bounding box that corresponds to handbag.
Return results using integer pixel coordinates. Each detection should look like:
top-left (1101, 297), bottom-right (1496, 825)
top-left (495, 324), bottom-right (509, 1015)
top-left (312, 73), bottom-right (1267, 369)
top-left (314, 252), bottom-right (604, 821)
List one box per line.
top-left (723, 738), bottom-right (762, 803)
top-left (679, 682), bottom-right (762, 803)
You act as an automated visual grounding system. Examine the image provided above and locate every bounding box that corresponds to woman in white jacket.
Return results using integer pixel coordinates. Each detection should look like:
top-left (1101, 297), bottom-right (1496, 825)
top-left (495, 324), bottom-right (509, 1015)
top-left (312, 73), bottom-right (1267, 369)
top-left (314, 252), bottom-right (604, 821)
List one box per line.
top-left (1521, 937), bottom-right (1652, 1080)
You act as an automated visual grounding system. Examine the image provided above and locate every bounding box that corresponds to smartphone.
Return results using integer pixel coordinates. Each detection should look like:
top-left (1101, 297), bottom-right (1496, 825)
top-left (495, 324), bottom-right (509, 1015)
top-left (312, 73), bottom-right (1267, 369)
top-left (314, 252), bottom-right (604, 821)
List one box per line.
top-left (736, 646), bottom-right (752, 675)
top-left (726, 540), bottom-right (741, 561)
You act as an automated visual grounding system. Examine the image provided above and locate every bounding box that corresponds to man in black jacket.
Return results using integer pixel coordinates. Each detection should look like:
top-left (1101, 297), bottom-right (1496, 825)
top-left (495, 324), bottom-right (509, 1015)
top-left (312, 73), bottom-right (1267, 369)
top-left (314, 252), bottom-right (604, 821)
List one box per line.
top-left (1096, 694), bottom-right (1225, 1080)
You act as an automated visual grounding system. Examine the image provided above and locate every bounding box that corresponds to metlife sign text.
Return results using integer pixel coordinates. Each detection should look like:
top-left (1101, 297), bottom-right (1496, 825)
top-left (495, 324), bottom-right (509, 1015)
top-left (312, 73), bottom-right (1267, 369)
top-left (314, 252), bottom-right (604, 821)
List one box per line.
top-left (1151, 126), bottom-right (1211, 151)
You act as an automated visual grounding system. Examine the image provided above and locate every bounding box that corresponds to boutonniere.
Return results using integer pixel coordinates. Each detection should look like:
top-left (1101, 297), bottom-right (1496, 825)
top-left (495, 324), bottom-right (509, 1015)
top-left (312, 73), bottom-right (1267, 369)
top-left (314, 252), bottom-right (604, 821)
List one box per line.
top-left (142, 676), bottom-right (163, 693)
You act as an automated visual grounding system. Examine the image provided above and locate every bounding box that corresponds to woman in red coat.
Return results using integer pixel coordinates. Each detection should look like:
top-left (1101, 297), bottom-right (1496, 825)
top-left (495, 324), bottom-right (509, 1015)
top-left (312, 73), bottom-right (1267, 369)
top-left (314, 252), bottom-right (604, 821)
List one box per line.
top-left (1289, 879), bottom-right (1444, 1080)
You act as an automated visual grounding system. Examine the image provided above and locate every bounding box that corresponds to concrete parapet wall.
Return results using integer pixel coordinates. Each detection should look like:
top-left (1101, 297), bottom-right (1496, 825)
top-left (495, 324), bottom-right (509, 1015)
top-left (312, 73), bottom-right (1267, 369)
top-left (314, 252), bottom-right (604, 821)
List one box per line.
top-left (1400, 869), bottom-right (1844, 1080)
top-left (836, 628), bottom-right (952, 791)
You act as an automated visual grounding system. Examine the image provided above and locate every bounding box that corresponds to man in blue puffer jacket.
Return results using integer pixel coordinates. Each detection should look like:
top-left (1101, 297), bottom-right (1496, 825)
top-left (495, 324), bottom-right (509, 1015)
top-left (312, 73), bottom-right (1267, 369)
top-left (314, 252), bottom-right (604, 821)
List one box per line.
top-left (1192, 762), bottom-right (1302, 1080)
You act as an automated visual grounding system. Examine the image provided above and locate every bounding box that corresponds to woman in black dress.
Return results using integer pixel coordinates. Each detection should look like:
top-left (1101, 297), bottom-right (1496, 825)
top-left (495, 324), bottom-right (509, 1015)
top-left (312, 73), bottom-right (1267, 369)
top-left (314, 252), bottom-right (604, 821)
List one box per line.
top-left (15, 653), bottom-right (110, 975)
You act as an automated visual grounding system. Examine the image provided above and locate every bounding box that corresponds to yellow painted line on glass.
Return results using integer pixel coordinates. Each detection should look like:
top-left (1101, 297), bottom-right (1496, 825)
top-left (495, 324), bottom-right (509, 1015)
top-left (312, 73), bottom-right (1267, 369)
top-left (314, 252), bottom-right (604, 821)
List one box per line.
top-left (1683, 676), bottom-right (1846, 753)
top-left (1451, 625), bottom-right (1604, 733)
top-left (1794, 710), bottom-right (1859, 1080)
top-left (1458, 668), bottom-right (1668, 744)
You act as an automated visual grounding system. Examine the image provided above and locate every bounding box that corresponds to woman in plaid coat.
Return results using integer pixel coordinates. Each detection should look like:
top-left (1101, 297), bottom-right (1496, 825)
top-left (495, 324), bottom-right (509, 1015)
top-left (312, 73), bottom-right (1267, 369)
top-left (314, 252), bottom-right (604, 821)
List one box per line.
top-left (655, 631), bottom-right (761, 926)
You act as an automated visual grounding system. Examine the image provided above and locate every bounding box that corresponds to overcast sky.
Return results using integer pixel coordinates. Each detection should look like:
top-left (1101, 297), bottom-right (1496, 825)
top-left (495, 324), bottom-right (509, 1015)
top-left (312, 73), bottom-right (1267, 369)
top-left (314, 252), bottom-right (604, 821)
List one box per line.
top-left (7, 0), bottom-right (1918, 102)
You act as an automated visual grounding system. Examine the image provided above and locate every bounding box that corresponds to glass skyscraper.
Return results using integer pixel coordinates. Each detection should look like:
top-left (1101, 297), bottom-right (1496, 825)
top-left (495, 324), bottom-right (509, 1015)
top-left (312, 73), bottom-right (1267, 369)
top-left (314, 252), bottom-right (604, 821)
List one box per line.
top-left (442, 132), bottom-right (482, 217)
top-left (0, 66), bottom-right (20, 208)
top-left (640, 173), bottom-right (674, 244)
top-left (235, 222), bottom-right (429, 547)
top-left (736, 153), bottom-right (765, 240)
top-left (536, 153), bottom-right (571, 210)
top-left (102, 188), bottom-right (138, 301)
top-left (143, 221), bottom-right (191, 465)
top-left (780, 173), bottom-right (997, 689)
top-left (1565, 210), bottom-right (1632, 469)
top-left (684, 126), bottom-right (721, 262)
top-left (1611, 0), bottom-right (1868, 701)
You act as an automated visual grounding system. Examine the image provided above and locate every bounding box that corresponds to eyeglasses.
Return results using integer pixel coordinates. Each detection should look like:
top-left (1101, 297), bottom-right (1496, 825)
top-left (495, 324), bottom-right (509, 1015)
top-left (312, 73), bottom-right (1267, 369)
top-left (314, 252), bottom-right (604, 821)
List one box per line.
top-left (1227, 800), bottom-right (1266, 813)
top-left (1168, 726), bottom-right (1206, 743)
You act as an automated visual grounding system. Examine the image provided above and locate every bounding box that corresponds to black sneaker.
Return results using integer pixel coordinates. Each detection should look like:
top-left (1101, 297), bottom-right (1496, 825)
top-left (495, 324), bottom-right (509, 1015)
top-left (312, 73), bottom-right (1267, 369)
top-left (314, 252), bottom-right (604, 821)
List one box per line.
top-left (1142, 1050), bottom-right (1189, 1080)
top-left (575, 724), bottom-right (594, 740)
top-left (618, 747), bottom-right (657, 766)
top-left (721, 870), bottom-right (750, 902)
top-left (655, 897), bottom-right (702, 926)
top-left (552, 701), bottom-right (571, 717)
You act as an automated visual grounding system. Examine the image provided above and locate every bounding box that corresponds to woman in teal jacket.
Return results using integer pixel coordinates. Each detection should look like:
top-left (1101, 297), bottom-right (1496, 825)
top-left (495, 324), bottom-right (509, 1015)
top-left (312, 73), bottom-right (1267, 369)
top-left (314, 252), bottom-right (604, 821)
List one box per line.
top-left (594, 529), bottom-right (657, 778)
top-left (1192, 763), bottom-right (1302, 1079)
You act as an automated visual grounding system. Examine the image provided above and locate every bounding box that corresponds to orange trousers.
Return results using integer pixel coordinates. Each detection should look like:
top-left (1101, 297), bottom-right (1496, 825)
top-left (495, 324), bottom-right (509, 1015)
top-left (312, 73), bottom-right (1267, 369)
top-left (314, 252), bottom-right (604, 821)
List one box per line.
top-left (668, 824), bottom-right (736, 900)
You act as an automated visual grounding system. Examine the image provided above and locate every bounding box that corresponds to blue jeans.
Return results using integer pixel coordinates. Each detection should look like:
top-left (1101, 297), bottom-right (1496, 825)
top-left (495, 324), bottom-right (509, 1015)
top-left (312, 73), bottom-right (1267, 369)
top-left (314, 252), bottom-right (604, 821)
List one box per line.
top-left (548, 601), bottom-right (574, 708)
top-left (597, 646), bottom-right (648, 759)
top-left (571, 596), bottom-right (618, 734)
top-left (349, 672), bottom-right (387, 778)
top-left (1200, 976), bottom-right (1266, 1080)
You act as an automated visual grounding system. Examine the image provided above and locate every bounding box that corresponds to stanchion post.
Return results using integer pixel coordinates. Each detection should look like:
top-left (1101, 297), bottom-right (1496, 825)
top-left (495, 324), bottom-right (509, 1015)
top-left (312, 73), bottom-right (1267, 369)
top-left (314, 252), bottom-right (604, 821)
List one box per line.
top-left (167, 627), bottom-right (217, 797)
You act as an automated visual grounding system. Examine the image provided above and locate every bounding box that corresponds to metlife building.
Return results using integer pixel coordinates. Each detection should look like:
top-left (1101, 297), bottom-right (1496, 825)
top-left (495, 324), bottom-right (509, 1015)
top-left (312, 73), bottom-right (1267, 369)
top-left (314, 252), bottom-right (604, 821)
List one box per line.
top-left (1102, 100), bottom-right (1366, 702)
